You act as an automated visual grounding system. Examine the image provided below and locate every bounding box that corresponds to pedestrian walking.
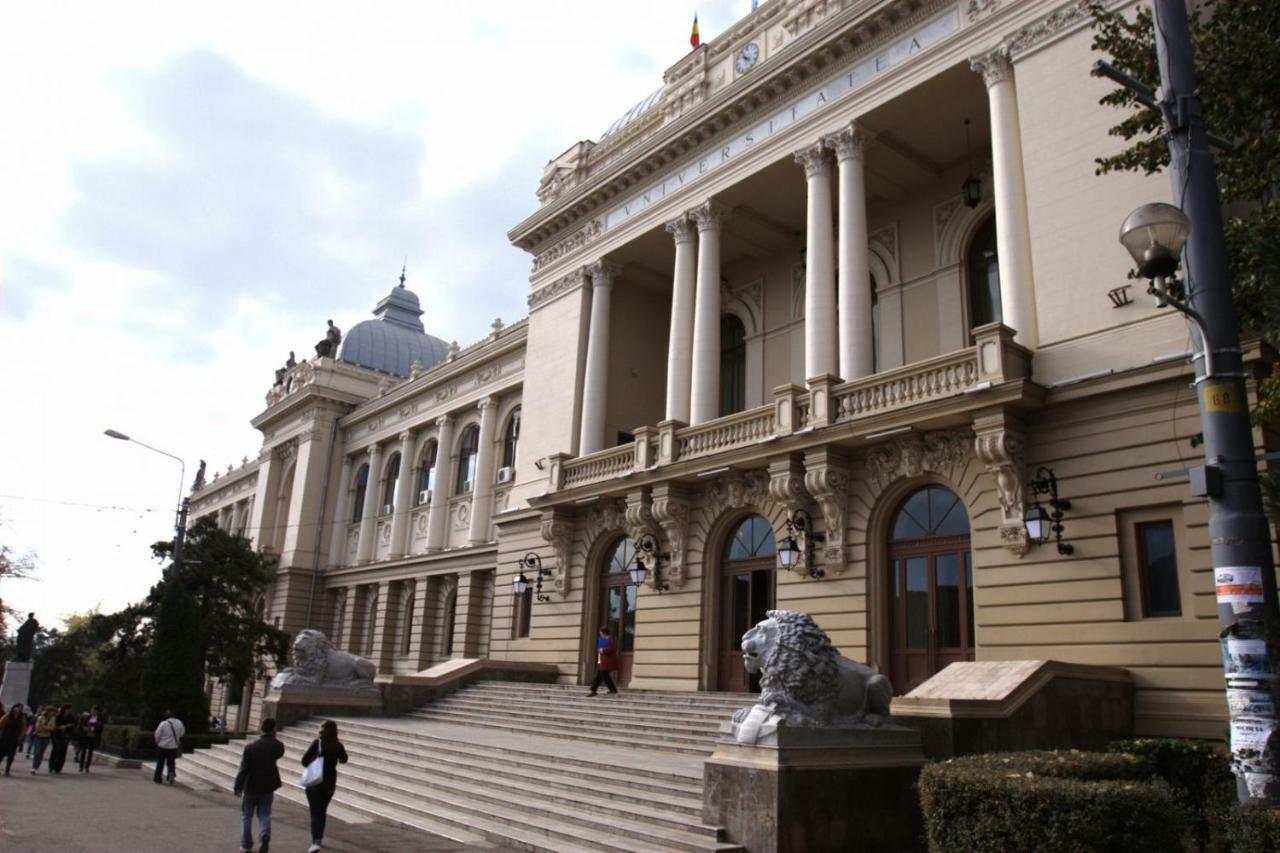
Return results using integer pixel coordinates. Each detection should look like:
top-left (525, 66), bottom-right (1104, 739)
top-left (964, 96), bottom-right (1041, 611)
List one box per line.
top-left (48, 704), bottom-right (75, 774)
top-left (301, 720), bottom-right (349, 852)
top-left (234, 717), bottom-right (284, 853)
top-left (0, 702), bottom-right (29, 776)
top-left (153, 709), bottom-right (186, 784)
top-left (77, 706), bottom-right (105, 772)
top-left (23, 715), bottom-right (35, 755)
top-left (30, 705), bottom-right (56, 774)
top-left (587, 626), bottom-right (620, 696)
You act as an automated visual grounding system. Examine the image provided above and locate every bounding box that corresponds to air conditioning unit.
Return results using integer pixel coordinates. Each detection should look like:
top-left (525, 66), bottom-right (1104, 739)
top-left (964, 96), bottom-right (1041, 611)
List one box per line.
top-left (418, 489), bottom-right (432, 505)
top-left (496, 466), bottom-right (515, 484)
top-left (382, 503), bottom-right (394, 515)
top-left (461, 481), bottom-right (474, 494)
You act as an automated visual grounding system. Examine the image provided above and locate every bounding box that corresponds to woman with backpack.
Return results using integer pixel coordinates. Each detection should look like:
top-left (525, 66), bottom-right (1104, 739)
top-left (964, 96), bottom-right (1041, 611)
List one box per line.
top-left (300, 720), bottom-right (348, 853)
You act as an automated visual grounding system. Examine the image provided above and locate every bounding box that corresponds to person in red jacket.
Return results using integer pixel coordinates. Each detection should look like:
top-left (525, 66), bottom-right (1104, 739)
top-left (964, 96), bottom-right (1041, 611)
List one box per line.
top-left (588, 626), bottom-right (620, 696)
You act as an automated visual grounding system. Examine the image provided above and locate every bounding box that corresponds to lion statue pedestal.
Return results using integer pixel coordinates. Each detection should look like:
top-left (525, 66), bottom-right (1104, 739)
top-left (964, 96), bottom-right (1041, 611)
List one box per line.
top-left (703, 610), bottom-right (926, 853)
top-left (264, 630), bottom-right (383, 726)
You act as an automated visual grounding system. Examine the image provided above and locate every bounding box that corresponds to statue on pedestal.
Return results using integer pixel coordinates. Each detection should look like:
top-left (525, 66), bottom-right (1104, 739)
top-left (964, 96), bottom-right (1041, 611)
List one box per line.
top-left (314, 320), bottom-right (342, 358)
top-left (14, 613), bottom-right (39, 662)
top-left (270, 629), bottom-right (377, 693)
top-left (192, 460), bottom-right (207, 491)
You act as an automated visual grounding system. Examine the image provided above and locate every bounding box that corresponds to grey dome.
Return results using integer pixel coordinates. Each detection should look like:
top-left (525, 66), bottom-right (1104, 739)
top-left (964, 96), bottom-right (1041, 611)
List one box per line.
top-left (338, 278), bottom-right (450, 378)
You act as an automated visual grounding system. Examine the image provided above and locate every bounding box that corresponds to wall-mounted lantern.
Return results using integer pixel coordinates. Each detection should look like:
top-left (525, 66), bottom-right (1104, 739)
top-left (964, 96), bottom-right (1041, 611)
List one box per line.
top-left (1025, 467), bottom-right (1073, 555)
top-left (629, 532), bottom-right (670, 593)
top-left (962, 118), bottom-right (982, 209)
top-left (512, 552), bottom-right (552, 602)
top-left (777, 508), bottom-right (825, 579)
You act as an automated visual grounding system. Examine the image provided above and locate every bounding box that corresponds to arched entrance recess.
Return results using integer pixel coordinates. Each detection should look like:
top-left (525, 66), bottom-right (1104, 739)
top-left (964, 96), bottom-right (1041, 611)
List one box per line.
top-left (717, 515), bottom-right (776, 692)
top-left (887, 485), bottom-right (974, 694)
top-left (599, 537), bottom-right (639, 687)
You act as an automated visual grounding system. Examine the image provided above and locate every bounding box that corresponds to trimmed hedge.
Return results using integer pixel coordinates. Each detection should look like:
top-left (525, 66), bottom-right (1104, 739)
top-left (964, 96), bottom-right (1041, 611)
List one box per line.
top-left (919, 750), bottom-right (1181, 853)
top-left (1109, 737), bottom-right (1234, 851)
top-left (99, 724), bottom-right (239, 759)
top-left (1226, 805), bottom-right (1280, 853)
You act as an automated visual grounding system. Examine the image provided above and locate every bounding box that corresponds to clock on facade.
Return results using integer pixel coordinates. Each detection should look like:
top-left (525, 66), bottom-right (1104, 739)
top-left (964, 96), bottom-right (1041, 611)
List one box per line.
top-left (735, 42), bottom-right (760, 74)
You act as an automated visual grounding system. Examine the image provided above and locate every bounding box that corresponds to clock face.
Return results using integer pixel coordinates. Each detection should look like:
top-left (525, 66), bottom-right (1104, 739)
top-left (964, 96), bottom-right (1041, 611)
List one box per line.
top-left (736, 42), bottom-right (760, 74)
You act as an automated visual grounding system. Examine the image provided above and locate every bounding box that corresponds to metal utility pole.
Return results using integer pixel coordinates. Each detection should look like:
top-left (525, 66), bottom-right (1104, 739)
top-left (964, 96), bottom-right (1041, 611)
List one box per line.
top-left (172, 497), bottom-right (190, 573)
top-left (1152, 0), bottom-right (1280, 803)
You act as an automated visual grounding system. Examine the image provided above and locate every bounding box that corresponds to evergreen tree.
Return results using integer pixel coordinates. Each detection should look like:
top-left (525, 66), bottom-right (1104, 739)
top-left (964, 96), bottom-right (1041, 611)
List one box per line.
top-left (141, 573), bottom-right (207, 731)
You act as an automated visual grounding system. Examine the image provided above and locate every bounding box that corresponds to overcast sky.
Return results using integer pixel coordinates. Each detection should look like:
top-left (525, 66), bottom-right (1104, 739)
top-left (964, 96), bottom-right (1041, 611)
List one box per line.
top-left (0, 0), bottom-right (748, 629)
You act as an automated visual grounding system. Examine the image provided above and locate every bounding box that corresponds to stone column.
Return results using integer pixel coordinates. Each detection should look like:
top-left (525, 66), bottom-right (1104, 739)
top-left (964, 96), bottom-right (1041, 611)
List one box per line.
top-left (406, 576), bottom-right (433, 669)
top-left (690, 201), bottom-right (729, 425)
top-left (795, 142), bottom-right (838, 381)
top-left (578, 260), bottom-right (619, 454)
top-left (389, 430), bottom-right (417, 557)
top-left (468, 396), bottom-right (501, 545)
top-left (971, 47), bottom-right (1039, 349)
top-left (827, 124), bottom-right (874, 380)
top-left (327, 455), bottom-right (353, 568)
top-left (665, 215), bottom-right (698, 423)
top-left (355, 443), bottom-right (382, 565)
top-left (369, 580), bottom-right (395, 672)
top-left (425, 414), bottom-right (455, 552)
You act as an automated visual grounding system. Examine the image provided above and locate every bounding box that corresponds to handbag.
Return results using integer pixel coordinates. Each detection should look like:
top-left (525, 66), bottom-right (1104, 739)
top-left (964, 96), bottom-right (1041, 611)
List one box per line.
top-left (300, 740), bottom-right (325, 788)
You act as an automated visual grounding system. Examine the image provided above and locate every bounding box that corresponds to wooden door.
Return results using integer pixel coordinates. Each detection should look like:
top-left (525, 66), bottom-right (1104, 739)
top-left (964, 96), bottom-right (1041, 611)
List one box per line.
top-left (600, 538), bottom-right (639, 687)
top-left (716, 515), bottom-right (777, 692)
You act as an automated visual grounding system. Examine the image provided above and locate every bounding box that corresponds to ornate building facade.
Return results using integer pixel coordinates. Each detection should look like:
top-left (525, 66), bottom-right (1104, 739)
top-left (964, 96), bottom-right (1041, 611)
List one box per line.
top-left (192, 0), bottom-right (1260, 739)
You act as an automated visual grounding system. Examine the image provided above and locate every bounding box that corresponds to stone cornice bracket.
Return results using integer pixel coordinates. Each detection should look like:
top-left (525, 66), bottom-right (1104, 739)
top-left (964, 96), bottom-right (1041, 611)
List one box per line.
top-left (665, 215), bottom-right (697, 245)
top-left (767, 455), bottom-right (809, 519)
top-left (624, 489), bottom-right (663, 590)
top-left (586, 259), bottom-right (622, 288)
top-left (969, 45), bottom-right (1013, 89)
top-left (973, 412), bottom-right (1028, 556)
top-left (823, 122), bottom-right (867, 163)
top-left (803, 449), bottom-right (850, 576)
top-left (793, 141), bottom-right (833, 178)
top-left (651, 484), bottom-right (691, 591)
top-left (689, 200), bottom-right (731, 233)
top-left (539, 509), bottom-right (575, 597)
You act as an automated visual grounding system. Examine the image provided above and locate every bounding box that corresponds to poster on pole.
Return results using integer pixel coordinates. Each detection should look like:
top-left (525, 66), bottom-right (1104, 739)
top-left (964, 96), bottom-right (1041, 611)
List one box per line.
top-left (1224, 637), bottom-right (1272, 678)
top-left (1228, 688), bottom-right (1277, 718)
top-left (1216, 566), bottom-right (1265, 613)
top-left (1231, 718), bottom-right (1275, 754)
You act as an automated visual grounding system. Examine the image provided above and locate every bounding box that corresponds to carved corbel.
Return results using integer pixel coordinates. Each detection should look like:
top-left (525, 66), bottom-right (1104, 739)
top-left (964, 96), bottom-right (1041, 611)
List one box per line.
top-left (767, 455), bottom-right (809, 518)
top-left (624, 490), bottom-right (665, 590)
top-left (651, 484), bottom-right (691, 590)
top-left (539, 509), bottom-right (575, 596)
top-left (802, 450), bottom-right (850, 574)
top-left (973, 413), bottom-right (1028, 556)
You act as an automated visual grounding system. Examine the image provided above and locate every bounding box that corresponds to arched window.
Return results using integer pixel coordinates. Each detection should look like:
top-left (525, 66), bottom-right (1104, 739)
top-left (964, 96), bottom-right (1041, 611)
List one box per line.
top-left (966, 215), bottom-right (1001, 330)
top-left (600, 537), bottom-right (640, 686)
top-left (351, 464), bottom-right (369, 523)
top-left (416, 441), bottom-right (437, 505)
top-left (718, 514), bottom-right (776, 692)
top-left (719, 314), bottom-right (747, 417)
top-left (502, 407), bottom-right (522, 470)
top-left (382, 453), bottom-right (401, 513)
top-left (455, 425), bottom-right (480, 494)
top-left (888, 485), bottom-right (974, 694)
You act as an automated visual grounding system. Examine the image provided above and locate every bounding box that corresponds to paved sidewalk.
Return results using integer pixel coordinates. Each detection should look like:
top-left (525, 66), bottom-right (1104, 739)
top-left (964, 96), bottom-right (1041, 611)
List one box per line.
top-left (0, 764), bottom-right (508, 852)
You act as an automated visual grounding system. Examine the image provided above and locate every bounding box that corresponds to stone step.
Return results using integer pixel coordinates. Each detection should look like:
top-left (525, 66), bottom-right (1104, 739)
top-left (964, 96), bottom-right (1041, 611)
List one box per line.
top-left (180, 741), bottom-right (735, 852)
top-left (435, 693), bottom-right (736, 726)
top-left (406, 709), bottom-right (718, 753)
top-left (429, 696), bottom-right (726, 735)
top-left (467, 682), bottom-right (752, 709)
top-left (273, 726), bottom-right (703, 810)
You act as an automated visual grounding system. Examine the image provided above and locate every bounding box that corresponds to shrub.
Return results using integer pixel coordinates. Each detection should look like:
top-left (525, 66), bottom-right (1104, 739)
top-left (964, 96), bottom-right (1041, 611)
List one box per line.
top-left (919, 751), bottom-right (1181, 853)
top-left (1226, 805), bottom-right (1280, 853)
top-left (1109, 737), bottom-right (1235, 850)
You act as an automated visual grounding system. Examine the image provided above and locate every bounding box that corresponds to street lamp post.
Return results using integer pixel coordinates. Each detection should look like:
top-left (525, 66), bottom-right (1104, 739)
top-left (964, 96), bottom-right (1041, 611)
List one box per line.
top-left (104, 429), bottom-right (190, 573)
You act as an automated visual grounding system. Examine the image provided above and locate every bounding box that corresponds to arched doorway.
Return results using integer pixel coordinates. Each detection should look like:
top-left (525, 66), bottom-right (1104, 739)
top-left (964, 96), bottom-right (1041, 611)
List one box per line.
top-left (717, 515), bottom-right (776, 692)
top-left (887, 485), bottom-right (974, 694)
top-left (599, 537), bottom-right (639, 687)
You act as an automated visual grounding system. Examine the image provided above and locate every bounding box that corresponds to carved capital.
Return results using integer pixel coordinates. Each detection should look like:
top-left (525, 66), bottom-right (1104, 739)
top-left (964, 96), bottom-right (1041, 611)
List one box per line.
top-left (689, 200), bottom-right (731, 232)
top-left (539, 510), bottom-right (575, 597)
top-left (651, 485), bottom-right (691, 591)
top-left (969, 46), bottom-right (1013, 89)
top-left (435, 413), bottom-right (453, 430)
top-left (665, 215), bottom-right (697, 245)
top-left (398, 430), bottom-right (413, 444)
top-left (803, 451), bottom-right (850, 575)
top-left (823, 123), bottom-right (867, 163)
top-left (793, 141), bottom-right (833, 179)
top-left (586, 259), bottom-right (622, 288)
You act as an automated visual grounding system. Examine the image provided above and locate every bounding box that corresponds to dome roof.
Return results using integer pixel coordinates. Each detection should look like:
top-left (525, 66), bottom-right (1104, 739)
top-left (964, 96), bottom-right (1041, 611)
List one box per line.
top-left (338, 275), bottom-right (450, 378)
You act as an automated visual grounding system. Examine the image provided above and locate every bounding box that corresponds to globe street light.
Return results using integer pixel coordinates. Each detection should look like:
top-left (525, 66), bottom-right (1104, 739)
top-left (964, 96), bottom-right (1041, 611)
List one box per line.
top-left (104, 428), bottom-right (189, 571)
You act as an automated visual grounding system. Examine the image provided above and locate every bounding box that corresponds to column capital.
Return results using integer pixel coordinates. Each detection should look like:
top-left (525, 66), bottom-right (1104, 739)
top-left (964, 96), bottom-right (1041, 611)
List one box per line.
top-left (689, 200), bottom-right (731, 232)
top-left (665, 215), bottom-right (697, 244)
top-left (824, 123), bottom-right (867, 163)
top-left (794, 142), bottom-right (833, 178)
top-left (366, 443), bottom-right (380, 457)
top-left (435, 413), bottom-right (454, 429)
top-left (477, 394), bottom-right (499, 412)
top-left (398, 429), bottom-right (413, 443)
top-left (969, 46), bottom-right (1013, 89)
top-left (586, 259), bottom-right (622, 287)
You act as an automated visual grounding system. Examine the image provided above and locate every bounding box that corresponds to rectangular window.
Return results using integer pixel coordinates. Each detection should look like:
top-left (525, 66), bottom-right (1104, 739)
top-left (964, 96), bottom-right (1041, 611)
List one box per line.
top-left (512, 588), bottom-right (532, 639)
top-left (1137, 520), bottom-right (1181, 617)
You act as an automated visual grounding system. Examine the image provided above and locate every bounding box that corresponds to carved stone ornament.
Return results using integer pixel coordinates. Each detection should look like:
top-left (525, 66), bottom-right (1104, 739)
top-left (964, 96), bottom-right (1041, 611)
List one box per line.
top-left (528, 266), bottom-right (589, 310)
top-left (584, 498), bottom-right (628, 545)
top-left (708, 469), bottom-right (772, 518)
top-left (865, 429), bottom-right (970, 489)
top-left (273, 438), bottom-right (299, 463)
top-left (1005, 1), bottom-right (1091, 57)
top-left (539, 510), bottom-right (574, 596)
top-left (767, 458), bottom-right (809, 519)
top-left (974, 421), bottom-right (1029, 556)
top-left (793, 141), bottom-right (833, 179)
top-left (689, 200), bottom-right (731, 232)
top-left (624, 491), bottom-right (664, 590)
top-left (532, 219), bottom-right (603, 273)
top-left (823, 123), bottom-right (866, 163)
top-left (804, 458), bottom-right (851, 574)
top-left (270, 629), bottom-right (379, 694)
top-left (665, 215), bottom-right (697, 245)
top-left (966, 0), bottom-right (999, 22)
top-left (969, 46), bottom-right (1013, 89)
top-left (651, 489), bottom-right (691, 590)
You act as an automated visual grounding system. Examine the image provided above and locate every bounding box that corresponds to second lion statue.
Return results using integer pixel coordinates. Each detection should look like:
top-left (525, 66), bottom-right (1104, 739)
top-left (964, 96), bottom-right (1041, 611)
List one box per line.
top-left (270, 629), bottom-right (379, 693)
top-left (731, 609), bottom-right (893, 744)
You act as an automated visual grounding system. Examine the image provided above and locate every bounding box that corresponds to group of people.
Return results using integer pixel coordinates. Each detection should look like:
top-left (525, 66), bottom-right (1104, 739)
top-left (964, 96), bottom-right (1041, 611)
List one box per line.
top-left (0, 701), bottom-right (107, 776)
top-left (235, 717), bottom-right (348, 853)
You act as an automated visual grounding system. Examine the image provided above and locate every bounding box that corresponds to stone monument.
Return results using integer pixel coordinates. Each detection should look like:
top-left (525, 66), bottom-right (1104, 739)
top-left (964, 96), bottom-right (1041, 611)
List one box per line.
top-left (264, 629), bottom-right (382, 725)
top-left (1, 613), bottom-right (39, 708)
top-left (703, 610), bottom-right (926, 853)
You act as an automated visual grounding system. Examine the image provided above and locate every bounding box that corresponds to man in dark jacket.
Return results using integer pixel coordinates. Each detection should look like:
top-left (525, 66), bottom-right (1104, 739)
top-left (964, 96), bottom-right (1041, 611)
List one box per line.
top-left (234, 718), bottom-right (285, 853)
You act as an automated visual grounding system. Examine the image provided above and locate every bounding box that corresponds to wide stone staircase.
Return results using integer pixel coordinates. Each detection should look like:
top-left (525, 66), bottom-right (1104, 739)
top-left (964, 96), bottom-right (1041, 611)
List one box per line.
top-left (174, 680), bottom-right (754, 852)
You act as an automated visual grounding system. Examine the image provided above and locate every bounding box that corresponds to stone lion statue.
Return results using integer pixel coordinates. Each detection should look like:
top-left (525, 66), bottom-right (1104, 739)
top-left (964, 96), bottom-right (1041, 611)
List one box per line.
top-left (270, 629), bottom-right (378, 693)
top-left (731, 609), bottom-right (893, 744)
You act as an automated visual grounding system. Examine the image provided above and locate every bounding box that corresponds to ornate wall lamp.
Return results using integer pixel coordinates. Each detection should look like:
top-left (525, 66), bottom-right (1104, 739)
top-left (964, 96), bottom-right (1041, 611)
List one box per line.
top-left (961, 118), bottom-right (982, 208)
top-left (512, 552), bottom-right (552, 603)
top-left (777, 508), bottom-right (826, 579)
top-left (629, 533), bottom-right (670, 593)
top-left (1025, 467), bottom-right (1073, 555)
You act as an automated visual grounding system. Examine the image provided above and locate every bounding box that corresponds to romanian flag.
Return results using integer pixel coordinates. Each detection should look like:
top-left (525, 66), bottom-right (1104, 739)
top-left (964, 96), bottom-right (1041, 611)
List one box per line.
top-left (690, 14), bottom-right (700, 48)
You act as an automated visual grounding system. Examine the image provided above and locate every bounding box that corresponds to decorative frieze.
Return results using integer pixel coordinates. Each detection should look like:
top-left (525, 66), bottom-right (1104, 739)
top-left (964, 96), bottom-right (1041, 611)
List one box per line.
top-left (865, 429), bottom-right (971, 489)
top-left (528, 266), bottom-right (589, 311)
top-left (532, 219), bottom-right (603, 273)
top-left (1005, 0), bottom-right (1091, 57)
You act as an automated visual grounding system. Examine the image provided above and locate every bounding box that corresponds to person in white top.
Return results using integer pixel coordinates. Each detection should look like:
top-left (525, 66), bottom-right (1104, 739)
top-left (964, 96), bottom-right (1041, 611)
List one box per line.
top-left (153, 710), bottom-right (186, 785)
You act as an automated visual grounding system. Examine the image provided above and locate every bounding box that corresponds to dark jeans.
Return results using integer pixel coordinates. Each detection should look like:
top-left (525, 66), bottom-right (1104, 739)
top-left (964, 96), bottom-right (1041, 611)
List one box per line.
top-left (154, 747), bottom-right (179, 782)
top-left (306, 785), bottom-right (335, 842)
top-left (0, 742), bottom-right (16, 774)
top-left (30, 736), bottom-right (50, 771)
top-left (589, 669), bottom-right (618, 694)
top-left (78, 739), bottom-right (96, 771)
top-left (49, 739), bottom-right (69, 773)
top-left (240, 791), bottom-right (274, 850)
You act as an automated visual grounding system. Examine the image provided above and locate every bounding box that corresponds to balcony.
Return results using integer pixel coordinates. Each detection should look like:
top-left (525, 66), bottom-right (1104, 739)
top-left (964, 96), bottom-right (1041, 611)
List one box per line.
top-left (545, 324), bottom-right (1030, 494)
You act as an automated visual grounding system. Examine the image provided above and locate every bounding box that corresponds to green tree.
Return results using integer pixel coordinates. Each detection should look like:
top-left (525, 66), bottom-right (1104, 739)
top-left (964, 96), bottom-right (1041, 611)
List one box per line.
top-left (0, 525), bottom-right (37, 656)
top-left (141, 574), bottom-right (207, 730)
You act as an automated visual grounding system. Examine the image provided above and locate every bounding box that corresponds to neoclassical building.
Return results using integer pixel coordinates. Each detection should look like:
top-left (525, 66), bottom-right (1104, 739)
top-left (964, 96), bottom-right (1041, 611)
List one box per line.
top-left (192, 0), bottom-right (1254, 739)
